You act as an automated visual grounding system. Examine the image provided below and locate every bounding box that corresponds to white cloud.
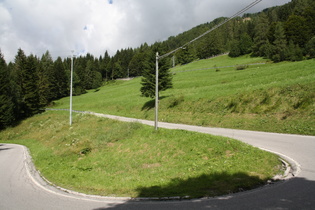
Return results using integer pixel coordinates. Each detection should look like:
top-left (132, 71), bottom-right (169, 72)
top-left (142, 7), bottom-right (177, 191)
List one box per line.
top-left (0, 0), bottom-right (291, 62)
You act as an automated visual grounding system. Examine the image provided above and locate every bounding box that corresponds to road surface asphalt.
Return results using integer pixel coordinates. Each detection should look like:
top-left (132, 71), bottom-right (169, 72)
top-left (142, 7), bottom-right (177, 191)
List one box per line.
top-left (1, 111), bottom-right (314, 209)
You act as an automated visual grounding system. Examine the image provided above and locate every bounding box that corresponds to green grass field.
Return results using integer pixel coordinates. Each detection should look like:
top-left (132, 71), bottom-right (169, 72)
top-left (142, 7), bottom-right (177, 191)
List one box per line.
top-left (0, 112), bottom-right (282, 198)
top-left (52, 55), bottom-right (315, 135)
top-left (1, 55), bottom-right (313, 198)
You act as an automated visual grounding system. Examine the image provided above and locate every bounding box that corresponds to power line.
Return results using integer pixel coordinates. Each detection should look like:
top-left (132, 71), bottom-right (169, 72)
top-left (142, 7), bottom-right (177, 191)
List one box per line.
top-left (159, 0), bottom-right (263, 60)
top-left (154, 0), bottom-right (263, 130)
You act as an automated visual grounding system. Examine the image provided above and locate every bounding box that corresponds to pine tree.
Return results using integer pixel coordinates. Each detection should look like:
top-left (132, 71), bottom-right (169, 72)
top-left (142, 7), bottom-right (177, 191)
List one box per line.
top-left (37, 51), bottom-right (53, 106)
top-left (176, 46), bottom-right (195, 65)
top-left (229, 40), bottom-right (241, 57)
top-left (285, 15), bottom-right (312, 48)
top-left (99, 51), bottom-right (111, 80)
top-left (305, 36), bottom-right (315, 58)
top-left (23, 54), bottom-right (41, 117)
top-left (53, 57), bottom-right (68, 98)
top-left (0, 51), bottom-right (15, 129)
top-left (252, 13), bottom-right (270, 57)
top-left (129, 52), bottom-right (148, 77)
top-left (140, 51), bottom-right (172, 98)
top-left (197, 31), bottom-right (224, 59)
top-left (239, 33), bottom-right (253, 55)
top-left (12, 48), bottom-right (28, 119)
top-left (272, 22), bottom-right (287, 62)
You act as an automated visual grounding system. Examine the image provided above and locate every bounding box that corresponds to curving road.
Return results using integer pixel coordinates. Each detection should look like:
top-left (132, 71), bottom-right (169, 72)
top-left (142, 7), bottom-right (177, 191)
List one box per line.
top-left (1, 112), bottom-right (315, 209)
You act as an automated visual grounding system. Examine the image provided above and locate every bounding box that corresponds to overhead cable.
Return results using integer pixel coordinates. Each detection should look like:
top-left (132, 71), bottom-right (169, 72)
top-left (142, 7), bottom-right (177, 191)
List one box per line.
top-left (159, 0), bottom-right (262, 59)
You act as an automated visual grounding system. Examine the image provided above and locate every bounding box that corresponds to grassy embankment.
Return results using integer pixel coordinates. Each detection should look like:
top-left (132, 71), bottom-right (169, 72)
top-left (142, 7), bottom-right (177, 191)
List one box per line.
top-left (1, 55), bottom-right (313, 198)
top-left (53, 55), bottom-right (315, 135)
top-left (1, 112), bottom-right (282, 198)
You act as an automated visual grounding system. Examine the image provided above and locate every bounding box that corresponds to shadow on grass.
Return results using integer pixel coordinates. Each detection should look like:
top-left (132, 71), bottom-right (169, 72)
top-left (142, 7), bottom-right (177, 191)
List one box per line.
top-left (135, 172), bottom-right (265, 198)
top-left (93, 176), bottom-right (315, 209)
top-left (141, 96), bottom-right (168, 111)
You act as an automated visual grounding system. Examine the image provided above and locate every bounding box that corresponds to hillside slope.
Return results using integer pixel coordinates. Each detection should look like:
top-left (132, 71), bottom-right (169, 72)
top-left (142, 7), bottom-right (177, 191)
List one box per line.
top-left (52, 55), bottom-right (315, 135)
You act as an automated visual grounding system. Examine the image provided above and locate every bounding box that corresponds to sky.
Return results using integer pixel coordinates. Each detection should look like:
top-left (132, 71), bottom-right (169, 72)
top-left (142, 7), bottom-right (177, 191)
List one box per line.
top-left (0, 0), bottom-right (291, 62)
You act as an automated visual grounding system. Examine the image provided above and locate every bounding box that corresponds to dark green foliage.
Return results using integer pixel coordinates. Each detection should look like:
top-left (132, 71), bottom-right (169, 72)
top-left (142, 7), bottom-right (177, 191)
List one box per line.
top-left (272, 22), bottom-right (287, 62)
top-left (229, 40), bottom-right (242, 58)
top-left (128, 52), bottom-right (148, 77)
top-left (196, 31), bottom-right (224, 59)
top-left (99, 51), bottom-right (111, 79)
top-left (286, 41), bottom-right (303, 61)
top-left (11, 49), bottom-right (41, 119)
top-left (23, 54), bottom-right (41, 117)
top-left (252, 13), bottom-right (270, 57)
top-left (12, 49), bottom-right (28, 119)
top-left (305, 37), bottom-right (315, 58)
top-left (53, 57), bottom-right (68, 99)
top-left (38, 51), bottom-right (55, 105)
top-left (175, 46), bottom-right (196, 65)
top-left (1, 0), bottom-right (314, 128)
top-left (91, 71), bottom-right (102, 89)
top-left (140, 51), bottom-right (172, 98)
top-left (239, 33), bottom-right (253, 55)
top-left (285, 15), bottom-right (312, 48)
top-left (229, 33), bottom-right (253, 57)
top-left (0, 51), bottom-right (15, 129)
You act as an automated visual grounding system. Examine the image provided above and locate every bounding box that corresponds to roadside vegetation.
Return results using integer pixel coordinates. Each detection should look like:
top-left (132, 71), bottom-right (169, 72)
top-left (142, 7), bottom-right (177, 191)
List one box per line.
top-left (51, 55), bottom-right (315, 135)
top-left (1, 0), bottom-right (313, 199)
top-left (0, 112), bottom-right (282, 198)
top-left (1, 0), bottom-right (314, 130)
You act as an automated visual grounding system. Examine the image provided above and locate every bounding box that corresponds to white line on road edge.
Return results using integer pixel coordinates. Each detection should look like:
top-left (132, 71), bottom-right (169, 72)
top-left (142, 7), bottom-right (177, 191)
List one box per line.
top-left (21, 144), bottom-right (129, 203)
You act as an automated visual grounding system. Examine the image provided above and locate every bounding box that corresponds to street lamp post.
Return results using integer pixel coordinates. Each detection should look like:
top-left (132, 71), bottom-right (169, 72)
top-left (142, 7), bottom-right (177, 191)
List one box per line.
top-left (155, 52), bottom-right (159, 130)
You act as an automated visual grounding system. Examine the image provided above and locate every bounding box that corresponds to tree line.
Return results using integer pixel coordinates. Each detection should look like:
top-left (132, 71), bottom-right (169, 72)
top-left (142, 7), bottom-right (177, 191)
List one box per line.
top-left (1, 0), bottom-right (314, 129)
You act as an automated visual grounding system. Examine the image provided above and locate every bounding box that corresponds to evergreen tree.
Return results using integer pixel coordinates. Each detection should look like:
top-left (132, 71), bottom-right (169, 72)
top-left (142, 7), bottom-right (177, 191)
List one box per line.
top-left (176, 46), bottom-right (196, 65)
top-left (99, 51), bottom-right (111, 80)
top-left (128, 52), bottom-right (148, 77)
top-left (38, 51), bottom-right (54, 105)
top-left (229, 40), bottom-right (241, 57)
top-left (84, 60), bottom-right (95, 89)
top-left (287, 40), bottom-right (303, 61)
top-left (0, 51), bottom-right (15, 129)
top-left (140, 51), bottom-right (172, 98)
top-left (252, 13), bottom-right (270, 57)
top-left (53, 57), bottom-right (68, 98)
top-left (285, 15), bottom-right (312, 48)
top-left (272, 22), bottom-right (287, 62)
top-left (305, 36), bottom-right (315, 58)
top-left (197, 31), bottom-right (224, 59)
top-left (239, 33), bottom-right (253, 55)
top-left (12, 48), bottom-right (28, 119)
top-left (91, 71), bottom-right (102, 89)
top-left (23, 54), bottom-right (41, 117)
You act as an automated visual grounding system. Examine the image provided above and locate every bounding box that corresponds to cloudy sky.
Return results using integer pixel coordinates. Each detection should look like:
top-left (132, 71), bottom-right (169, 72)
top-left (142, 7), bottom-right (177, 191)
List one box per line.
top-left (0, 0), bottom-right (291, 62)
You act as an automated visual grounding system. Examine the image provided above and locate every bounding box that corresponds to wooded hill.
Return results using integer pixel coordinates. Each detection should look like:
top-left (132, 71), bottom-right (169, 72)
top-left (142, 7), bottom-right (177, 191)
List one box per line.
top-left (1, 0), bottom-right (314, 129)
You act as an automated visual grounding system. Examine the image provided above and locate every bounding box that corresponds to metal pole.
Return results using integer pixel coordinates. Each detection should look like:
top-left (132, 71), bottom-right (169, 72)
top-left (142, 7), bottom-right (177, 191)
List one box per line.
top-left (70, 53), bottom-right (74, 126)
top-left (155, 52), bottom-right (159, 130)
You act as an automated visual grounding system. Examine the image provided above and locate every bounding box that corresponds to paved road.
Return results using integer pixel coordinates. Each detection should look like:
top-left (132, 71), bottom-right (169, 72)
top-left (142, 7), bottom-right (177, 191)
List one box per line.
top-left (1, 111), bottom-right (315, 209)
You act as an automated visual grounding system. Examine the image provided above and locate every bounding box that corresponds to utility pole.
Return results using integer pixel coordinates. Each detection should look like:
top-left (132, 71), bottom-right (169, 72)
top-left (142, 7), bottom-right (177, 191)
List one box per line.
top-left (69, 51), bottom-right (74, 126)
top-left (155, 52), bottom-right (159, 130)
top-left (152, 0), bottom-right (262, 131)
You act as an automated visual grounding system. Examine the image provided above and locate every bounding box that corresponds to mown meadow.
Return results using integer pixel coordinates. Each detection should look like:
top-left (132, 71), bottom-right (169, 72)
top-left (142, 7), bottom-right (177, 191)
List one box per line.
top-left (52, 55), bottom-right (315, 135)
